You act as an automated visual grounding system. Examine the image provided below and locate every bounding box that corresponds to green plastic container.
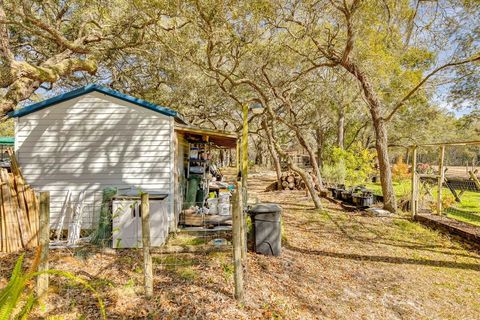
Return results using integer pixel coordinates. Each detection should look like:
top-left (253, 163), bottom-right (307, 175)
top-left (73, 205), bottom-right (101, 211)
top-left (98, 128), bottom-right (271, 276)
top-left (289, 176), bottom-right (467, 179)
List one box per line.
top-left (196, 187), bottom-right (206, 206)
top-left (185, 175), bottom-right (201, 208)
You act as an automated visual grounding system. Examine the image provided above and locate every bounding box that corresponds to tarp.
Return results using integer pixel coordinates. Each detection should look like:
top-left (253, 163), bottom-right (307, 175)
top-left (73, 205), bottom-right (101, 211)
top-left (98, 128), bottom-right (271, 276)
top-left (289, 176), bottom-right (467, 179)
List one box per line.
top-left (0, 137), bottom-right (14, 145)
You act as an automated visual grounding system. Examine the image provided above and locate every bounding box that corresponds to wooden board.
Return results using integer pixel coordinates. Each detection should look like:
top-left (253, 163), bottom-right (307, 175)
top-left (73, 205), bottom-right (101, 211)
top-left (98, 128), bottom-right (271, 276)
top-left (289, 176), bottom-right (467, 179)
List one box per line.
top-left (183, 212), bottom-right (232, 227)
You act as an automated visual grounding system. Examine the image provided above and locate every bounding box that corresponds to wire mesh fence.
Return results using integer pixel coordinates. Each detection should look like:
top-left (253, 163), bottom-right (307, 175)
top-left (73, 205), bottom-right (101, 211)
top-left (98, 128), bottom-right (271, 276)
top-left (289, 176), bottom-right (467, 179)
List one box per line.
top-left (413, 142), bottom-right (480, 227)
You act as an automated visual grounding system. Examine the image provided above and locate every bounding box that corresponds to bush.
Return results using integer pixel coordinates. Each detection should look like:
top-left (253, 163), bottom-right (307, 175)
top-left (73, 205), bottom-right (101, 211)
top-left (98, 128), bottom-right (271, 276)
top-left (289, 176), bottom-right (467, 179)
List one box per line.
top-left (430, 194), bottom-right (456, 214)
top-left (417, 163), bottom-right (434, 174)
top-left (322, 161), bottom-right (346, 185)
top-left (323, 144), bottom-right (376, 187)
top-left (392, 157), bottom-right (410, 181)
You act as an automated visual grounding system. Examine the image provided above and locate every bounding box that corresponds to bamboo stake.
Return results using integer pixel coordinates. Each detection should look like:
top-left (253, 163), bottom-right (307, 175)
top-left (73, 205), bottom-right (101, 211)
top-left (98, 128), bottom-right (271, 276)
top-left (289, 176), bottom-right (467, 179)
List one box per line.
top-left (55, 190), bottom-right (70, 241)
top-left (6, 149), bottom-right (33, 248)
top-left (141, 193), bottom-right (153, 299)
top-left (9, 173), bottom-right (24, 249)
top-left (15, 174), bottom-right (33, 248)
top-left (232, 186), bottom-right (244, 302)
top-left (37, 192), bottom-right (50, 298)
top-left (25, 187), bottom-right (39, 246)
top-left (437, 145), bottom-right (446, 215)
top-left (1, 170), bottom-right (20, 251)
top-left (10, 173), bottom-right (30, 248)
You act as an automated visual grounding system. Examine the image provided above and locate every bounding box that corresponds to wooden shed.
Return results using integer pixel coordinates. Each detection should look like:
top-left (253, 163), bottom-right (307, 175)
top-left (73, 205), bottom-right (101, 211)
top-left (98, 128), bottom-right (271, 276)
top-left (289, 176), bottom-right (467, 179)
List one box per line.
top-left (8, 84), bottom-right (237, 246)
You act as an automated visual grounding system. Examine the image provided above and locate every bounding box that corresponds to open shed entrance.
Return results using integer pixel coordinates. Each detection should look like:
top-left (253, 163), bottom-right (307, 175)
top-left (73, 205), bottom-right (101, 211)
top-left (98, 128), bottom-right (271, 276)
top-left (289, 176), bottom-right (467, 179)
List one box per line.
top-left (174, 125), bottom-right (238, 233)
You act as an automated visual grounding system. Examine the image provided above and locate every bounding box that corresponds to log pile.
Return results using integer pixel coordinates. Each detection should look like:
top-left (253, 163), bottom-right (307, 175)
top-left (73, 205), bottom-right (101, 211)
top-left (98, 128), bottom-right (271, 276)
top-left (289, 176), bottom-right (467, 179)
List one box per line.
top-left (265, 171), bottom-right (321, 192)
top-left (0, 149), bottom-right (39, 252)
top-left (280, 171), bottom-right (306, 190)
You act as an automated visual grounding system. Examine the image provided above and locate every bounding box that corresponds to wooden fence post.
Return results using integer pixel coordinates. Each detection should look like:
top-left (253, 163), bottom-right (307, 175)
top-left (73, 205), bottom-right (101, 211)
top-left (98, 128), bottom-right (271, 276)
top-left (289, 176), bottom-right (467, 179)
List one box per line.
top-left (237, 181), bottom-right (247, 261)
top-left (411, 147), bottom-right (418, 218)
top-left (37, 191), bottom-right (50, 298)
top-left (141, 193), bottom-right (153, 299)
top-left (232, 187), bottom-right (244, 302)
top-left (437, 145), bottom-right (446, 215)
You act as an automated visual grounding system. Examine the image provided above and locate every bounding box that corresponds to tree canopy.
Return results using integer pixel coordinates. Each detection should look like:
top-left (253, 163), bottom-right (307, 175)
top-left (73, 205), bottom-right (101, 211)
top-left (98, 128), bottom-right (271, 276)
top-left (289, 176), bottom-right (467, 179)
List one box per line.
top-left (1, 0), bottom-right (479, 211)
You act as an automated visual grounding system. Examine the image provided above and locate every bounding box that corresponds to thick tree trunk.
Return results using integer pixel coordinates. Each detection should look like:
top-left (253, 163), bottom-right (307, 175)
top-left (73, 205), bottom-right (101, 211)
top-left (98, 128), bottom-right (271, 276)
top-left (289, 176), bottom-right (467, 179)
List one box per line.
top-left (337, 107), bottom-right (345, 149)
top-left (342, 59), bottom-right (397, 212)
top-left (316, 128), bottom-right (324, 170)
top-left (295, 130), bottom-right (324, 190)
top-left (254, 138), bottom-right (264, 166)
top-left (372, 112), bottom-right (397, 212)
top-left (262, 121), bottom-right (282, 190)
top-left (304, 143), bottom-right (324, 190)
top-left (263, 119), bottom-right (322, 208)
top-left (289, 161), bottom-right (322, 208)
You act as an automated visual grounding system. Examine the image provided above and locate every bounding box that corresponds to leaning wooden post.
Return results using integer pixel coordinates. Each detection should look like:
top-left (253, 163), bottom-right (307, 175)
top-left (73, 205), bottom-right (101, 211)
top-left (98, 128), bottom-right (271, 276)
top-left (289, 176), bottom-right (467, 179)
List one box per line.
top-left (141, 193), bottom-right (153, 299)
top-left (232, 186), bottom-right (244, 302)
top-left (37, 191), bottom-right (50, 298)
top-left (410, 147), bottom-right (418, 218)
top-left (437, 145), bottom-right (446, 215)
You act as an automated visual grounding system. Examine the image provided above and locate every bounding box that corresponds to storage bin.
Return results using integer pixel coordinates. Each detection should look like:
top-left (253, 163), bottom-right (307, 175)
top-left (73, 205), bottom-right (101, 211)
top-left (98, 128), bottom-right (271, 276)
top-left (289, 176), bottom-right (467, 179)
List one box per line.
top-left (248, 203), bottom-right (282, 256)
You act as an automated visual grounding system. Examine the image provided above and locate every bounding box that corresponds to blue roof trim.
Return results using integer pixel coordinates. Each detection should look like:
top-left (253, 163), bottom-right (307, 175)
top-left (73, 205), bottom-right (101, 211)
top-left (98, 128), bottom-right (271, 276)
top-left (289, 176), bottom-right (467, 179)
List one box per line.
top-left (7, 84), bottom-right (186, 124)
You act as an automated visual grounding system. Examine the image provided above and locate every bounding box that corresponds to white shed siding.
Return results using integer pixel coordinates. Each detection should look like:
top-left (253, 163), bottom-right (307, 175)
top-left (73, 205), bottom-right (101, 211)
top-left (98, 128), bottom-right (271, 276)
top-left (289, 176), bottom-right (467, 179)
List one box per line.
top-left (15, 92), bottom-right (174, 228)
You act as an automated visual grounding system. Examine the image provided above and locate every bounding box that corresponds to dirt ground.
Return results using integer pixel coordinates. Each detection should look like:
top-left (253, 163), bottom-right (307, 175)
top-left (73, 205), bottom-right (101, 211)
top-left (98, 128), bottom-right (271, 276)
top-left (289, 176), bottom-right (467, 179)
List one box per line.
top-left (1, 171), bottom-right (480, 319)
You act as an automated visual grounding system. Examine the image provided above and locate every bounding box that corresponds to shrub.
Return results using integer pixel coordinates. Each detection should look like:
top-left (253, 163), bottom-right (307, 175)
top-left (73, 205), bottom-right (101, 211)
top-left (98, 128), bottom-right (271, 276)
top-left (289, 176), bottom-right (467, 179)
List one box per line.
top-left (417, 163), bottom-right (434, 174)
top-left (324, 144), bottom-right (376, 187)
top-left (429, 194), bottom-right (456, 214)
top-left (392, 157), bottom-right (410, 181)
top-left (321, 161), bottom-right (346, 185)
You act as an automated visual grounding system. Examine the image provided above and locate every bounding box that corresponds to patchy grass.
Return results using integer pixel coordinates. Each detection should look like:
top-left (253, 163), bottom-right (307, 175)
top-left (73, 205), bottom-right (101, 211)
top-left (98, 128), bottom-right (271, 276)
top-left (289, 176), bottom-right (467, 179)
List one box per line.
top-left (177, 267), bottom-right (198, 281)
top-left (153, 254), bottom-right (199, 270)
top-left (367, 181), bottom-right (480, 226)
top-left (365, 180), bottom-right (411, 198)
top-left (446, 190), bottom-right (480, 226)
top-left (1, 171), bottom-right (479, 319)
top-left (167, 233), bottom-right (207, 246)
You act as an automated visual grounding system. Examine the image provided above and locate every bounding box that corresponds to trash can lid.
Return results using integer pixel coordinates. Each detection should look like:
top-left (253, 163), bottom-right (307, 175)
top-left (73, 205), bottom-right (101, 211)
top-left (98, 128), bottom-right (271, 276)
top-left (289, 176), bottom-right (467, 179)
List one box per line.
top-left (248, 203), bottom-right (282, 214)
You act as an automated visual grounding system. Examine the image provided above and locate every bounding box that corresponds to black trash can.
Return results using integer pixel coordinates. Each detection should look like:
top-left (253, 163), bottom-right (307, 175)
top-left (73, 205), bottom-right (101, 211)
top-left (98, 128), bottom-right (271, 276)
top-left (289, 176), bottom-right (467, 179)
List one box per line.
top-left (248, 203), bottom-right (282, 256)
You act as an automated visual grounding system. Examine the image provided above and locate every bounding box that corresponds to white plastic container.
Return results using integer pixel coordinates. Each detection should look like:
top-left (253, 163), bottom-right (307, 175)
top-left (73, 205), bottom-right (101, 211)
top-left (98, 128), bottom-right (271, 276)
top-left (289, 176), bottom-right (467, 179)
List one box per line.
top-left (207, 198), bottom-right (218, 215)
top-left (207, 198), bottom-right (218, 206)
top-left (218, 192), bottom-right (231, 204)
top-left (218, 203), bottom-right (231, 216)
